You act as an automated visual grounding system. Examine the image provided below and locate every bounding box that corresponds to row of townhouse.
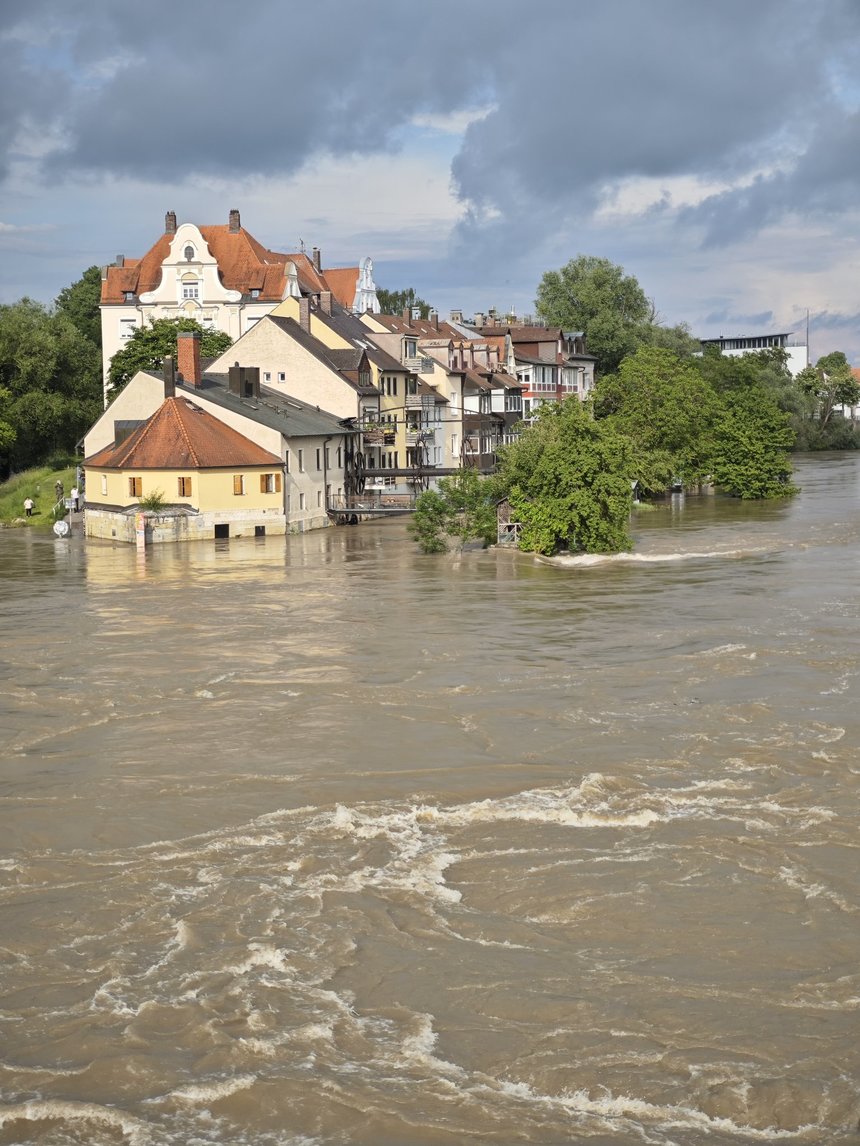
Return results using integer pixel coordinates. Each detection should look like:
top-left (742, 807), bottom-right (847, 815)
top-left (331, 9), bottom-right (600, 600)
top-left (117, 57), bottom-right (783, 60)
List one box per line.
top-left (85, 211), bottom-right (597, 543)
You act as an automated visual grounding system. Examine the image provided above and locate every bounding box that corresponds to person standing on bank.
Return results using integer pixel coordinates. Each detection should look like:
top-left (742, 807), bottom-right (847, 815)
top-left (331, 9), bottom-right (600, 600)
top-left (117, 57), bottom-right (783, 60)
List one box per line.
top-left (24, 497), bottom-right (34, 517)
top-left (70, 486), bottom-right (79, 512)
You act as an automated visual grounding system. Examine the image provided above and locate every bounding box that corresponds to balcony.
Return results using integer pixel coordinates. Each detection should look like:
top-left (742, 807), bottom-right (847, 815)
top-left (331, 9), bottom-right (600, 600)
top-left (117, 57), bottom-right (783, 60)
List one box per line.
top-left (404, 356), bottom-right (436, 374)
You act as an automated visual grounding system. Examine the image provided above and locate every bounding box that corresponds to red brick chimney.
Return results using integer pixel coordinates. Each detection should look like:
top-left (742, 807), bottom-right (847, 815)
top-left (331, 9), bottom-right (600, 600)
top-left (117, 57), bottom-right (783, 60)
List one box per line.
top-left (298, 297), bottom-right (311, 332)
top-left (177, 330), bottom-right (202, 387)
top-left (228, 208), bottom-right (241, 233)
top-left (320, 290), bottom-right (332, 315)
top-left (402, 307), bottom-right (411, 328)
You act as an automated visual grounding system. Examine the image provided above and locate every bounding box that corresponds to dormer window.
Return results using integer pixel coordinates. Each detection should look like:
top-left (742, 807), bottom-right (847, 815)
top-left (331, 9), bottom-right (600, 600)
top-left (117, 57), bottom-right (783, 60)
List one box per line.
top-left (250, 288), bottom-right (260, 299)
top-left (123, 291), bottom-right (135, 302)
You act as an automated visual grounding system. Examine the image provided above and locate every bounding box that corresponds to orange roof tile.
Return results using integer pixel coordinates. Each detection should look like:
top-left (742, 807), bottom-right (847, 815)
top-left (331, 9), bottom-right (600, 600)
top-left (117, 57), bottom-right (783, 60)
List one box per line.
top-left (101, 221), bottom-right (361, 307)
top-left (321, 267), bottom-right (359, 309)
top-left (85, 397), bottom-right (282, 470)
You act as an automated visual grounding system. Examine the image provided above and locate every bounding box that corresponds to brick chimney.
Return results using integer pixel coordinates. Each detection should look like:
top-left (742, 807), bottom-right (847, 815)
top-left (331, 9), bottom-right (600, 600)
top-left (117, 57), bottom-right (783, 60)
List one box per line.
top-left (228, 208), bottom-right (241, 233)
top-left (430, 309), bottom-right (439, 330)
top-left (311, 246), bottom-right (321, 273)
top-left (402, 307), bottom-right (411, 327)
top-left (165, 211), bottom-right (177, 235)
top-left (177, 331), bottom-right (202, 387)
top-left (298, 297), bottom-right (311, 332)
top-left (163, 354), bottom-right (176, 398)
top-left (320, 290), bottom-right (332, 315)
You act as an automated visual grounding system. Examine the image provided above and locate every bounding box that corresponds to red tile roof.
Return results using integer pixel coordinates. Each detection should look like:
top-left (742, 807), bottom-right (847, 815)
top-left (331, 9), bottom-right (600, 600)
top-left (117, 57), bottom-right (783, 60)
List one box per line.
top-left (85, 397), bottom-right (282, 470)
top-left (101, 223), bottom-right (361, 306)
top-left (321, 267), bottom-right (360, 309)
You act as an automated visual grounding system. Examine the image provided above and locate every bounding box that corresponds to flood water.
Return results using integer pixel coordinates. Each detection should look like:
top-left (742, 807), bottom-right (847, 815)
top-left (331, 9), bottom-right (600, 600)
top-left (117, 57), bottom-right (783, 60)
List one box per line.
top-left (1, 452), bottom-right (859, 1145)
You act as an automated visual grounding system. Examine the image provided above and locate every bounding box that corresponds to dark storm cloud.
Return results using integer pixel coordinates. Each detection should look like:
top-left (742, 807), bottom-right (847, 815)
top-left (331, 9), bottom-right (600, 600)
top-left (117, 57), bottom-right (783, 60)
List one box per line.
top-left (2, 0), bottom-right (859, 255)
top-left (705, 310), bottom-right (776, 328)
top-left (811, 310), bottom-right (860, 330)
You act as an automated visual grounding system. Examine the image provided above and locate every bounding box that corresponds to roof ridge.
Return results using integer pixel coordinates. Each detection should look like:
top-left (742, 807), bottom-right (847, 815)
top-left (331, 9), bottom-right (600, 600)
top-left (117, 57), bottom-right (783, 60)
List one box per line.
top-left (171, 398), bottom-right (201, 467)
top-left (115, 401), bottom-right (162, 463)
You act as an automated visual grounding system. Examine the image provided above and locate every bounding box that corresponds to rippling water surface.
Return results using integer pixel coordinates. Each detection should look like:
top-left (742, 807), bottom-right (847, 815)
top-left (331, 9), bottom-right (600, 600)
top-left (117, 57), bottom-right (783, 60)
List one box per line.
top-left (1, 453), bottom-right (858, 1145)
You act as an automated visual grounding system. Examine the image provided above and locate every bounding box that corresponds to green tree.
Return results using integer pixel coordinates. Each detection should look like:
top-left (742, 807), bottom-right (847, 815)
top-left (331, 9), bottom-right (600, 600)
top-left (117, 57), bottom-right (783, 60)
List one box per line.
top-left (376, 287), bottom-right (433, 319)
top-left (409, 468), bottom-right (497, 553)
top-left (535, 255), bottom-right (651, 376)
top-left (55, 265), bottom-right (103, 349)
top-left (644, 320), bottom-right (701, 359)
top-left (797, 351), bottom-right (860, 429)
top-left (496, 397), bottom-right (635, 555)
top-left (0, 298), bottom-right (102, 473)
top-left (107, 318), bottom-right (233, 394)
top-left (711, 385), bottom-right (797, 498)
top-left (595, 347), bottom-right (724, 490)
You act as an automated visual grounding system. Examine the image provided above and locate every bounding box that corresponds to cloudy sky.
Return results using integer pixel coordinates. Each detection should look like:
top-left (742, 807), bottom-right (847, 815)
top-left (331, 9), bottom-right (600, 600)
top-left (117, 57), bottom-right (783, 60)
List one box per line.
top-left (2, 0), bottom-right (860, 362)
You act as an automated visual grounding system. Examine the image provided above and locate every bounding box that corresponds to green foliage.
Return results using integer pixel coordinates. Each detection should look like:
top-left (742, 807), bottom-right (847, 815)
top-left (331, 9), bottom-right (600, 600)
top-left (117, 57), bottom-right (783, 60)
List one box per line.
top-left (409, 490), bottom-right (449, 552)
top-left (797, 351), bottom-right (860, 428)
top-left (138, 489), bottom-right (167, 512)
top-left (711, 385), bottom-right (797, 499)
top-left (55, 265), bottom-right (102, 348)
top-left (643, 320), bottom-right (701, 359)
top-left (376, 287), bottom-right (433, 319)
top-left (496, 397), bottom-right (634, 555)
top-left (408, 468), bottom-right (497, 553)
top-left (535, 255), bottom-right (651, 376)
top-left (107, 318), bottom-right (233, 394)
top-left (0, 297), bottom-right (102, 474)
top-left (595, 347), bottom-right (723, 490)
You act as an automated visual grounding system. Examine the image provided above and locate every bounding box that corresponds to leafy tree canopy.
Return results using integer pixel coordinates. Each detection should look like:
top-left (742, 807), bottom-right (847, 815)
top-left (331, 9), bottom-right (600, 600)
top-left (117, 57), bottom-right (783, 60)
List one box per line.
top-left (108, 318), bottom-right (233, 394)
top-left (496, 396), bottom-right (635, 555)
top-left (376, 287), bottom-right (433, 319)
top-left (711, 384), bottom-right (798, 499)
top-left (0, 298), bottom-right (102, 473)
top-left (409, 468), bottom-right (498, 553)
top-left (797, 351), bottom-right (860, 429)
top-left (595, 347), bottom-right (724, 490)
top-left (535, 255), bottom-right (652, 376)
top-left (55, 265), bottom-right (102, 349)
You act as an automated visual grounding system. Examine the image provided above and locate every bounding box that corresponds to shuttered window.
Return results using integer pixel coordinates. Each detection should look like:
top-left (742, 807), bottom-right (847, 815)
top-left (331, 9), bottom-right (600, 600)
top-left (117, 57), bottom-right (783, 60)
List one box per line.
top-left (233, 475), bottom-right (244, 495)
top-left (128, 477), bottom-right (142, 497)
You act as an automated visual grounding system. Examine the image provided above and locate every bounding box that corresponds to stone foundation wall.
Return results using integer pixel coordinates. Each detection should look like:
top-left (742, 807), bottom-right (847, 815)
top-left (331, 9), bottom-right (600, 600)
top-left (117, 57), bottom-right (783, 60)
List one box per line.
top-left (85, 507), bottom-right (297, 545)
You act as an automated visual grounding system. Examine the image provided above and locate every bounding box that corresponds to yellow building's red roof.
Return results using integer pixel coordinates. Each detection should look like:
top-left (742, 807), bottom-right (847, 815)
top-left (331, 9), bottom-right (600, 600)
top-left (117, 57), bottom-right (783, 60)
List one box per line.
top-left (85, 397), bottom-right (282, 470)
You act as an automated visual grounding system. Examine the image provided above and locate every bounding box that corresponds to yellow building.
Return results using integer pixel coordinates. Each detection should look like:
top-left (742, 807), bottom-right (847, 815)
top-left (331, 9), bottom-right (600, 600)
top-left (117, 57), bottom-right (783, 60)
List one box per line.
top-left (84, 394), bottom-right (286, 543)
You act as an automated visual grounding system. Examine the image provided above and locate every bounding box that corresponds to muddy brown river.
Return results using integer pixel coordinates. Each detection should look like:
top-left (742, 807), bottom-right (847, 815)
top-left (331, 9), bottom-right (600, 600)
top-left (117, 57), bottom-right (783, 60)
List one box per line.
top-left (0, 452), bottom-right (858, 1144)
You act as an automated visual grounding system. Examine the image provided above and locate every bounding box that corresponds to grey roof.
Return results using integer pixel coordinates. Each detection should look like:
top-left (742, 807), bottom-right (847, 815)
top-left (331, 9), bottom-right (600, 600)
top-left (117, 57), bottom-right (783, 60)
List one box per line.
top-left (175, 373), bottom-right (357, 439)
top-left (262, 315), bottom-right (380, 394)
top-left (310, 303), bottom-right (410, 373)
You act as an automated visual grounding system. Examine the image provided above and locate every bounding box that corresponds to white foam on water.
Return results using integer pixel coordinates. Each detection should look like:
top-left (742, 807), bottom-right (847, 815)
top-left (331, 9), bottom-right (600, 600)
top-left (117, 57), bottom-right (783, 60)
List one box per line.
top-left (169, 1072), bottom-right (257, 1104)
top-left (545, 546), bottom-right (771, 568)
top-left (0, 1099), bottom-right (149, 1145)
top-left (489, 1078), bottom-right (816, 1140)
top-left (227, 941), bottom-right (293, 976)
top-left (778, 865), bottom-right (858, 913)
top-left (398, 1014), bottom-right (467, 1080)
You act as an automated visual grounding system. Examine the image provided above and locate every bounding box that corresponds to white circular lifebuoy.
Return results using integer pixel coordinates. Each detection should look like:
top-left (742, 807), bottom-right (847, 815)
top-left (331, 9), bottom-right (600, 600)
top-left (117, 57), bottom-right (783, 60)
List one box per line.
top-left (53, 520), bottom-right (70, 537)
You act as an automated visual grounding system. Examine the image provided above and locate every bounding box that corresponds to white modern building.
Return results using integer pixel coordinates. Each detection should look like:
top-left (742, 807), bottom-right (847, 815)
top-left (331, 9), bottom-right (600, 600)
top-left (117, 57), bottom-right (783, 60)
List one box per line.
top-left (698, 332), bottom-right (808, 377)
